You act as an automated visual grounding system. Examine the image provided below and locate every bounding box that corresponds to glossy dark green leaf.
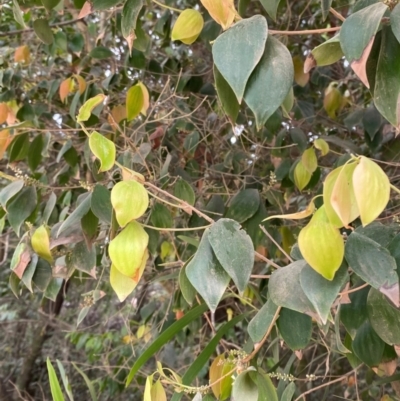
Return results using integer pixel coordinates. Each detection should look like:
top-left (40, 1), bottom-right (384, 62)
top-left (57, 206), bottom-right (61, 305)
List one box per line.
top-left (44, 277), bottom-right (63, 301)
top-left (150, 203), bottom-right (173, 228)
top-left (56, 193), bottom-right (92, 237)
top-left (28, 134), bottom-right (44, 171)
top-left (89, 46), bottom-right (114, 59)
top-left (33, 18), bottom-right (54, 44)
top-left (280, 382), bottom-right (296, 401)
top-left (352, 321), bottom-right (385, 367)
top-left (367, 288), bottom-right (400, 345)
top-left (374, 26), bottom-right (400, 129)
top-left (300, 263), bottom-right (348, 324)
top-left (7, 186), bottom-right (37, 236)
top-left (345, 232), bottom-right (398, 292)
top-left (126, 302), bottom-right (209, 386)
top-left (248, 298), bottom-right (279, 343)
top-left (340, 2), bottom-right (387, 62)
top-left (8, 133), bottom-right (29, 162)
top-left (32, 259), bottom-right (52, 292)
top-left (362, 106), bottom-right (382, 141)
top-left (344, 333), bottom-right (362, 369)
top-left (252, 372), bottom-right (278, 401)
top-left (244, 36), bottom-right (293, 130)
top-left (340, 283), bottom-right (370, 338)
top-left (214, 66), bottom-right (239, 123)
top-left (269, 260), bottom-right (316, 315)
top-left (277, 308), bottom-right (312, 350)
top-left (390, 2), bottom-right (400, 44)
top-left (0, 180), bottom-right (24, 209)
top-left (43, 192), bottom-right (57, 224)
top-left (208, 218), bottom-right (254, 294)
top-left (355, 222), bottom-right (398, 248)
top-left (231, 371), bottom-right (258, 401)
top-left (186, 229), bottom-right (230, 312)
top-left (121, 0), bottom-right (144, 44)
top-left (81, 209), bottom-right (98, 244)
top-left (174, 178), bottom-right (195, 206)
top-left (259, 0), bottom-right (282, 21)
top-left (91, 185), bottom-right (112, 224)
top-left (212, 15), bottom-right (268, 103)
top-left (225, 189), bottom-right (260, 223)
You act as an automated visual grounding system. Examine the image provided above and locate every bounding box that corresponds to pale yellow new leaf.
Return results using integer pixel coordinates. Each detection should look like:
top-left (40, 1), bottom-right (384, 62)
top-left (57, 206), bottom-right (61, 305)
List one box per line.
top-left (171, 9), bottom-right (204, 45)
top-left (263, 199), bottom-right (315, 221)
top-left (294, 160), bottom-right (312, 191)
top-left (301, 147), bottom-right (318, 173)
top-left (200, 0), bottom-right (236, 30)
top-left (31, 225), bottom-right (53, 262)
top-left (313, 138), bottom-right (329, 155)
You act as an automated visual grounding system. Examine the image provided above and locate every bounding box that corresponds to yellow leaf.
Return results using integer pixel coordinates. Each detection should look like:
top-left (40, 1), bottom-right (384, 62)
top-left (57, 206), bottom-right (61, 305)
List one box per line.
top-left (293, 55), bottom-right (309, 87)
top-left (200, 0), bottom-right (236, 30)
top-left (0, 103), bottom-right (9, 124)
top-left (301, 147), bottom-right (317, 173)
top-left (294, 160), bottom-right (312, 191)
top-left (138, 81), bottom-right (150, 116)
top-left (31, 225), bottom-right (53, 262)
top-left (171, 9), bottom-right (204, 45)
top-left (0, 129), bottom-right (11, 160)
top-left (126, 84), bottom-right (144, 121)
top-left (144, 374), bottom-right (153, 401)
top-left (74, 74), bottom-right (87, 94)
top-left (323, 83), bottom-right (342, 119)
top-left (210, 354), bottom-right (234, 400)
top-left (111, 180), bottom-right (149, 227)
top-left (77, 94), bottom-right (106, 122)
top-left (108, 221), bottom-right (149, 277)
top-left (110, 105), bottom-right (127, 124)
top-left (59, 78), bottom-right (75, 103)
top-left (119, 165), bottom-right (145, 183)
top-left (89, 131), bottom-right (115, 172)
top-left (150, 380), bottom-right (167, 401)
top-left (298, 205), bottom-right (344, 280)
top-left (313, 138), bottom-right (329, 156)
top-left (263, 199), bottom-right (315, 221)
top-left (110, 250), bottom-right (148, 302)
top-left (352, 156), bottom-right (390, 226)
top-left (330, 162), bottom-right (359, 227)
top-left (160, 241), bottom-right (175, 261)
top-left (14, 45), bottom-right (30, 64)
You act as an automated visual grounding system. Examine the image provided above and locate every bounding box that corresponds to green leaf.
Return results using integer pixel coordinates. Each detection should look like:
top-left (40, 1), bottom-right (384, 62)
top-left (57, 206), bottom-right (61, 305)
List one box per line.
top-left (225, 189), bottom-right (260, 223)
top-left (244, 36), bottom-right (293, 130)
top-left (340, 2), bottom-right (387, 62)
top-left (340, 283), bottom-right (370, 338)
top-left (28, 134), bottom-right (44, 171)
top-left (44, 277), bottom-right (63, 302)
top-left (321, 0), bottom-right (333, 20)
top-left (352, 321), bottom-right (385, 367)
top-left (269, 260), bottom-right (316, 315)
top-left (170, 313), bottom-right (248, 401)
top-left (88, 132), bottom-right (115, 172)
top-left (280, 382), bottom-right (296, 401)
top-left (7, 186), bottom-right (37, 236)
top-left (111, 180), bottom-right (149, 226)
top-left (374, 26), bottom-right (400, 129)
top-left (125, 302), bottom-right (209, 386)
top-left (259, 0), bottom-right (282, 21)
top-left (301, 148), bottom-right (317, 174)
top-left (208, 218), bottom-right (254, 294)
top-left (71, 362), bottom-right (98, 401)
top-left (300, 263), bottom-right (348, 324)
top-left (231, 371), bottom-right (258, 401)
top-left (56, 193), bottom-right (92, 237)
top-left (186, 229), bottom-right (230, 312)
top-left (21, 254), bottom-right (38, 292)
top-left (91, 185), bottom-right (112, 224)
top-left (77, 94), bottom-right (105, 122)
top-left (56, 360), bottom-right (74, 401)
top-left (13, 0), bottom-right (26, 28)
top-left (121, 0), bottom-right (144, 46)
top-left (214, 66), bottom-right (239, 123)
top-left (174, 178), bottom-right (195, 206)
top-left (126, 84), bottom-right (144, 121)
top-left (367, 288), bottom-right (400, 345)
top-left (212, 15), bottom-right (268, 103)
top-left (42, 0), bottom-right (61, 11)
top-left (277, 308), bottom-right (312, 350)
top-left (32, 259), bottom-right (52, 292)
top-left (89, 46), bottom-right (114, 59)
top-left (345, 232), bottom-right (398, 293)
top-left (355, 222), bottom-right (397, 247)
top-left (46, 358), bottom-right (65, 401)
top-left (248, 298), bottom-right (279, 343)
top-left (179, 261), bottom-right (197, 305)
top-left (67, 241), bottom-right (96, 277)
top-left (362, 106), bottom-right (382, 141)
top-left (0, 180), bottom-right (24, 209)
top-left (33, 18), bottom-right (54, 44)
top-left (150, 203), bottom-right (173, 228)
top-left (391, 2), bottom-right (400, 44)
top-left (294, 160), bottom-right (312, 191)
top-left (256, 373), bottom-right (278, 401)
top-left (92, 0), bottom-right (120, 10)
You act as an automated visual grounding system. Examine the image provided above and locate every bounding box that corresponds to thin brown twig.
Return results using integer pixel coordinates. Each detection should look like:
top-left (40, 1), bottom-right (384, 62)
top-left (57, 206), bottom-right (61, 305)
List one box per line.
top-left (269, 26), bottom-right (341, 35)
top-left (260, 225), bottom-right (293, 263)
top-left (329, 7), bottom-right (346, 22)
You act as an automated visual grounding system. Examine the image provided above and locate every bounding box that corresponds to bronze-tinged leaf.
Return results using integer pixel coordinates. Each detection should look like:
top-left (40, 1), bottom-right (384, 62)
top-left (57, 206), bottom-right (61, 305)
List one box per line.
top-left (78, 1), bottom-right (93, 18)
top-left (200, 0), bottom-right (236, 30)
top-left (0, 104), bottom-right (8, 125)
top-left (59, 78), bottom-right (74, 103)
top-left (350, 36), bottom-right (374, 88)
top-left (14, 45), bottom-right (30, 64)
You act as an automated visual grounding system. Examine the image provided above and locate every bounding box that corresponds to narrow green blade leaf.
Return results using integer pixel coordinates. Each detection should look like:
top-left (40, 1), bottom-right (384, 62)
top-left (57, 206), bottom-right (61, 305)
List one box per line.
top-left (56, 360), bottom-right (74, 401)
top-left (46, 358), bottom-right (65, 401)
top-left (71, 362), bottom-right (98, 401)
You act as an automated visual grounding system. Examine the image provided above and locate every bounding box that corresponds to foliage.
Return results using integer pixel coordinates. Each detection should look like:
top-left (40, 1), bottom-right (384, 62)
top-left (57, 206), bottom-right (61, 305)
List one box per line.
top-left (1, 0), bottom-right (400, 400)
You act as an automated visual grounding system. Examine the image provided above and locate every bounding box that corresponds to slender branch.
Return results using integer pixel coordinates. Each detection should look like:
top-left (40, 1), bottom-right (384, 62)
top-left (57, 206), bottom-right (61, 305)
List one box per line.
top-left (329, 7), bottom-right (346, 22)
top-left (0, 18), bottom-right (84, 37)
top-left (242, 306), bottom-right (281, 363)
top-left (269, 26), bottom-right (340, 35)
top-left (260, 225), bottom-right (293, 263)
top-left (151, 0), bottom-right (182, 13)
top-left (141, 223), bottom-right (211, 232)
